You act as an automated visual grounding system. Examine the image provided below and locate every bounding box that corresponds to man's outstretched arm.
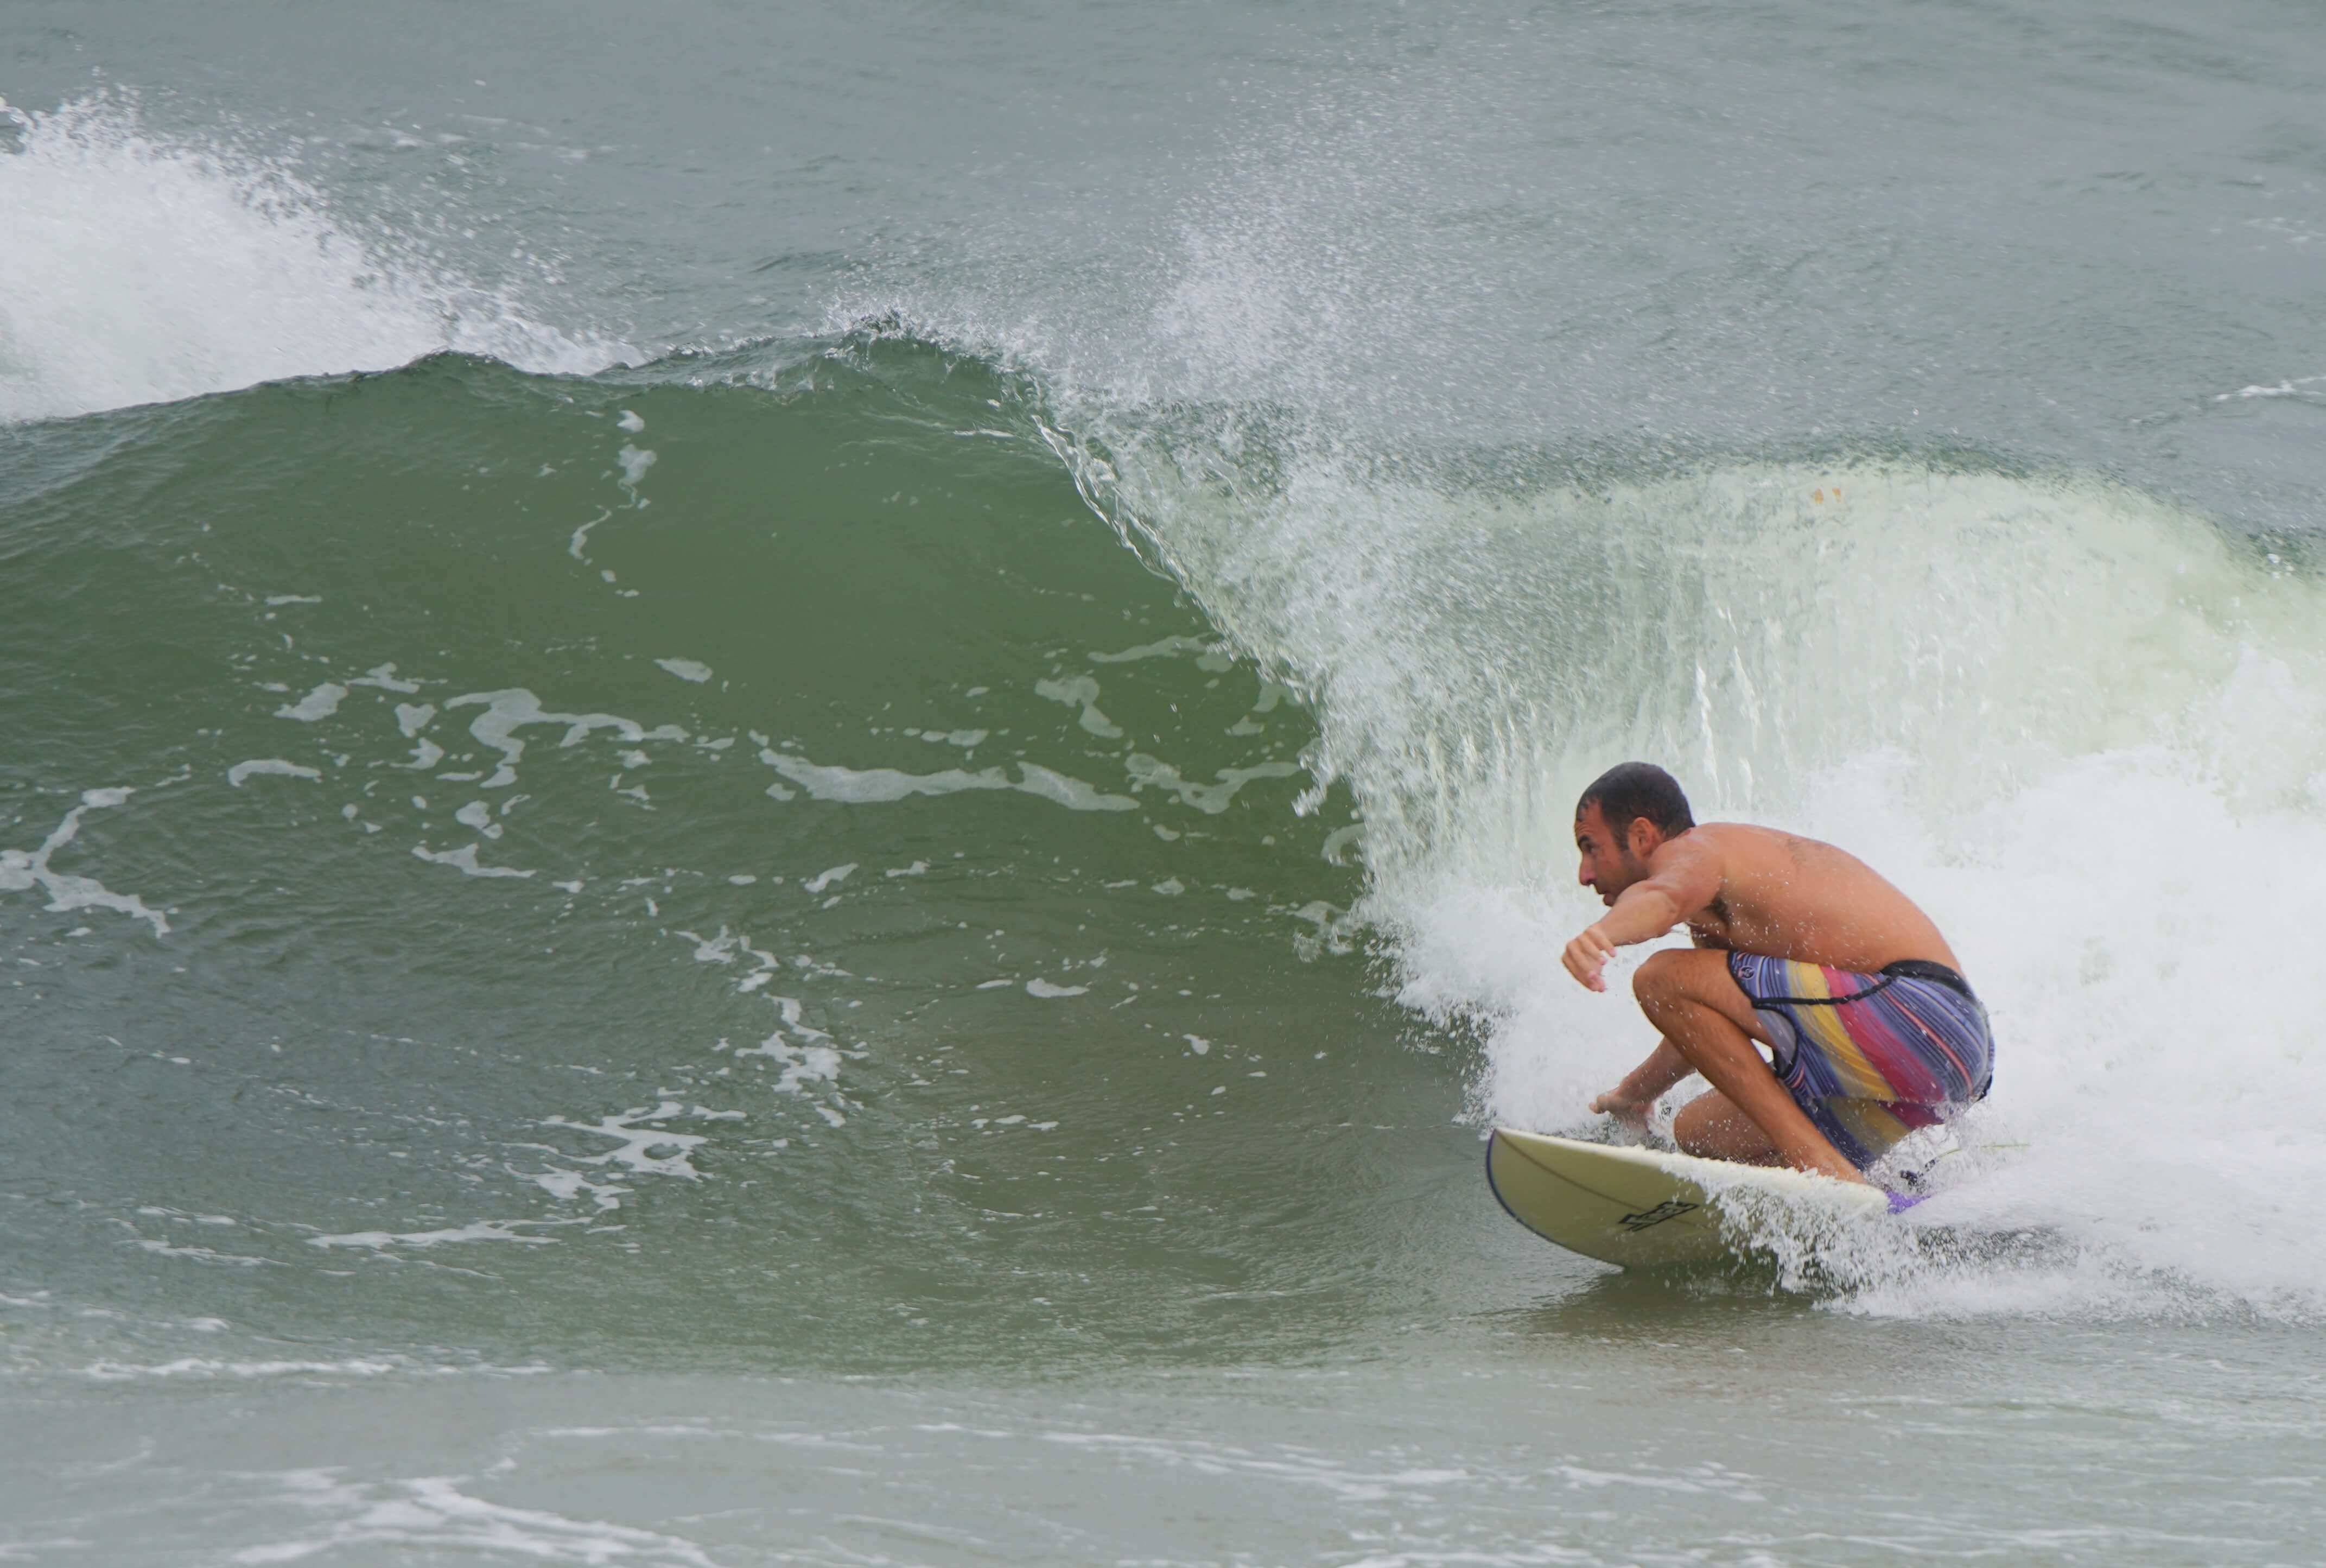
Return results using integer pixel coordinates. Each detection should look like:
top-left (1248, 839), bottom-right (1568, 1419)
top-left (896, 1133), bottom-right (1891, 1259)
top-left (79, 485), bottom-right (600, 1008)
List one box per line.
top-left (1561, 836), bottom-right (1724, 991)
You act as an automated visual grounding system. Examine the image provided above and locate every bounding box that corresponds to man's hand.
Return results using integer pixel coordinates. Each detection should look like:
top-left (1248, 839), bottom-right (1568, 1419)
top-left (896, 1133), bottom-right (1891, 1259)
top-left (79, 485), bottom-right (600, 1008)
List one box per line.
top-left (1561, 925), bottom-right (1618, 991)
top-left (1589, 1089), bottom-right (1654, 1130)
top-left (1594, 1038), bottom-right (1689, 1136)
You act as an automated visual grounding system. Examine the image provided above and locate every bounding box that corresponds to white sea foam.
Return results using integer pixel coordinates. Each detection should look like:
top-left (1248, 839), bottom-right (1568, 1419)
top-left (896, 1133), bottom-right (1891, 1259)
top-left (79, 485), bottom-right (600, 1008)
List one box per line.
top-left (1090, 635), bottom-right (1216, 663)
top-left (307, 1220), bottom-right (571, 1251)
top-left (80, 1357), bottom-right (405, 1382)
top-left (1037, 1430), bottom-right (1466, 1506)
top-left (544, 1103), bottom-right (709, 1179)
top-left (0, 788), bottom-right (169, 936)
top-left (738, 1031), bottom-right (843, 1097)
top-left (760, 748), bottom-right (1136, 811)
top-left (349, 664), bottom-right (422, 694)
top-left (0, 94), bottom-right (625, 423)
top-left (132, 1240), bottom-right (274, 1267)
top-left (227, 759), bottom-right (322, 788)
top-left (236, 1469), bottom-right (714, 1567)
top-left (447, 688), bottom-right (685, 790)
top-left (1034, 674), bottom-right (1123, 738)
top-left (569, 509), bottom-right (612, 562)
top-left (1014, 761), bottom-right (1141, 812)
top-left (734, 996), bottom-right (846, 1099)
top-left (452, 801), bottom-right (501, 839)
top-left (411, 843), bottom-right (533, 879)
top-left (526, 1167), bottom-right (630, 1212)
top-left (272, 684), bottom-right (347, 722)
top-left (1124, 754), bottom-right (1302, 815)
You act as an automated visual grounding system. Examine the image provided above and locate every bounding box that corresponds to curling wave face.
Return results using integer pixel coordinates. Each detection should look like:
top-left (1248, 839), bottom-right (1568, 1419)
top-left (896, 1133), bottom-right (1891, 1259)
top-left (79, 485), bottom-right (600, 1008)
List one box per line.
top-left (0, 338), bottom-right (1439, 1379)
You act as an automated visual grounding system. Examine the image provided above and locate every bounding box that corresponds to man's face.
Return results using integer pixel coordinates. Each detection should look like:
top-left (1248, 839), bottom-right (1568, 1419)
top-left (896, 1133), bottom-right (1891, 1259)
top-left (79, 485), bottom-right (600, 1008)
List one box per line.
top-left (1574, 801), bottom-right (1647, 905)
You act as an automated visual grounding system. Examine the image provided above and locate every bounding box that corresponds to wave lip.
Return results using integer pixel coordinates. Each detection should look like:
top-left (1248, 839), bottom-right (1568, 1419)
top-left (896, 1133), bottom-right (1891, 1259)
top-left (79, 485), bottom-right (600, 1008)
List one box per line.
top-left (0, 94), bottom-right (630, 423)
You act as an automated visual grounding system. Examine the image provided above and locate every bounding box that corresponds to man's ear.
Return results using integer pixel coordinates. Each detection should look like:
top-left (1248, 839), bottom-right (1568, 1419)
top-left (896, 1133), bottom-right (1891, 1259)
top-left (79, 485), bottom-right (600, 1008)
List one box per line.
top-left (1626, 816), bottom-right (1659, 860)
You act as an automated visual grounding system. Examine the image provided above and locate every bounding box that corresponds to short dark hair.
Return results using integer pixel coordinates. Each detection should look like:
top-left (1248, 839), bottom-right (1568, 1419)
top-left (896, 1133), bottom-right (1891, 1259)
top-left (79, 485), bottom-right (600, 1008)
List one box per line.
top-left (1576, 763), bottom-right (1693, 843)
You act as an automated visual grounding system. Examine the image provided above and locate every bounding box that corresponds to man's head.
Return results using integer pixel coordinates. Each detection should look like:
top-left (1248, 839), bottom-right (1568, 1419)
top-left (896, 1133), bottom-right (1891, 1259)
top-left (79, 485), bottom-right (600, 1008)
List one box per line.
top-left (1574, 762), bottom-right (1693, 904)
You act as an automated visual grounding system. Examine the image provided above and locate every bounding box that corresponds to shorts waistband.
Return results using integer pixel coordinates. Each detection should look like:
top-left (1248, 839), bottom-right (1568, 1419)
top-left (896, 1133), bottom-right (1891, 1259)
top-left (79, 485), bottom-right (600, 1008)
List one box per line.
top-left (1879, 958), bottom-right (1975, 1000)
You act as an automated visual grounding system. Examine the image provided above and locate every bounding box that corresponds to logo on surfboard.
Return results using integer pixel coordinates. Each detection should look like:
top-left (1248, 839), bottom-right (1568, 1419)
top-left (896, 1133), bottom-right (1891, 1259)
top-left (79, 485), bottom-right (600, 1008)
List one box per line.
top-left (1616, 1198), bottom-right (1701, 1232)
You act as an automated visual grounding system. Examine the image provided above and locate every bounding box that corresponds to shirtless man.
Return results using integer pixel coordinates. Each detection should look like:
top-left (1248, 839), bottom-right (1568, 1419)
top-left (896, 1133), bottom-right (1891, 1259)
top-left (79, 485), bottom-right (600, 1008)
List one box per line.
top-left (1562, 763), bottom-right (1992, 1187)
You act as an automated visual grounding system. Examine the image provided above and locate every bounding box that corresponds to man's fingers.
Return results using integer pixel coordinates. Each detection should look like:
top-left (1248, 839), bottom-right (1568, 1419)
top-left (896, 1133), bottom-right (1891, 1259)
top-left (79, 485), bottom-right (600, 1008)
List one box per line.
top-left (1563, 931), bottom-right (1614, 991)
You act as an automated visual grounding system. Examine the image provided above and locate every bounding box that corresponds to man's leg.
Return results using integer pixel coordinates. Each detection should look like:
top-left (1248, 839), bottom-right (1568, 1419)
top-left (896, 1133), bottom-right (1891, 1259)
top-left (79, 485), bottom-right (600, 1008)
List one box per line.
top-left (1632, 949), bottom-right (1867, 1184)
top-left (1671, 1090), bottom-right (1782, 1164)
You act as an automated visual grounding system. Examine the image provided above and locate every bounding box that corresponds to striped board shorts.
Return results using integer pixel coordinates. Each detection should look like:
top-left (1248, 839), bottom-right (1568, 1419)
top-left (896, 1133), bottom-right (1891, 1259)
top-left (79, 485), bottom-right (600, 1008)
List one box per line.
top-left (1725, 952), bottom-right (1995, 1170)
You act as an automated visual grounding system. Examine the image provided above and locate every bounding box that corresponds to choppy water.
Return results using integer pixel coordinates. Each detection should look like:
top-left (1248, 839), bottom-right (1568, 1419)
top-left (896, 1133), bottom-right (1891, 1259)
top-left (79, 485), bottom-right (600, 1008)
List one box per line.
top-left (4, 3), bottom-right (2325, 1562)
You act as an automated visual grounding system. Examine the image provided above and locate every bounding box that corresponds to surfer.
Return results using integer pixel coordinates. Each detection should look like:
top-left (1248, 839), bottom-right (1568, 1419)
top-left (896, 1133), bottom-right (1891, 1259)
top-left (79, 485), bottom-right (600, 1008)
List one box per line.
top-left (1562, 763), bottom-right (1991, 1185)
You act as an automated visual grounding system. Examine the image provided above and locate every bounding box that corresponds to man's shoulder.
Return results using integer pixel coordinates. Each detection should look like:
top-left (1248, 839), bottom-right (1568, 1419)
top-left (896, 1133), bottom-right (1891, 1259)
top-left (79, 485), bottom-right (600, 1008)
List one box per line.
top-left (1645, 823), bottom-right (1737, 878)
top-left (1693, 820), bottom-right (1780, 838)
top-left (1680, 822), bottom-right (1826, 872)
top-left (1694, 822), bottom-right (1824, 852)
top-left (1693, 823), bottom-right (1870, 884)
top-left (1675, 822), bottom-right (1769, 854)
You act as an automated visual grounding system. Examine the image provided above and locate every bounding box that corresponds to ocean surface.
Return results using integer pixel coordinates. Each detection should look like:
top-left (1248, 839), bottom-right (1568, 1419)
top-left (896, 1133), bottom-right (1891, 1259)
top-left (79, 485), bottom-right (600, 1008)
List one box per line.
top-left (4, 3), bottom-right (2325, 1561)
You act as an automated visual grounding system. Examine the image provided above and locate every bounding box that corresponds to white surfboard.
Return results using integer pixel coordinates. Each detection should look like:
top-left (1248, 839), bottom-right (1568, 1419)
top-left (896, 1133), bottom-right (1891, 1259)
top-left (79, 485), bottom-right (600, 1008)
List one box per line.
top-left (1486, 1125), bottom-right (1891, 1268)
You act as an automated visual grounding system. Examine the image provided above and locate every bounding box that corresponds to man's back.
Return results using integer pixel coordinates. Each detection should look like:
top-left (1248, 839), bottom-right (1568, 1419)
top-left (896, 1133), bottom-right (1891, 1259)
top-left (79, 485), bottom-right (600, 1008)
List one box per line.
top-left (1674, 823), bottom-right (1961, 975)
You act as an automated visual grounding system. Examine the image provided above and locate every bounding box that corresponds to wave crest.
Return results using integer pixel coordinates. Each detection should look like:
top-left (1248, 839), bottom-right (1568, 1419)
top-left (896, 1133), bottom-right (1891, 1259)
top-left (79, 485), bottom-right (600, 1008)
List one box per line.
top-left (0, 93), bottom-right (627, 423)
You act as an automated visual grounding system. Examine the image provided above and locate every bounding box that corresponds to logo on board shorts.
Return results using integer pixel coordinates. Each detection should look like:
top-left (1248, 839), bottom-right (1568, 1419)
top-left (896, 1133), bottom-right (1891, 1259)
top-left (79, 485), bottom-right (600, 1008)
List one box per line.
top-left (1617, 1198), bottom-right (1701, 1232)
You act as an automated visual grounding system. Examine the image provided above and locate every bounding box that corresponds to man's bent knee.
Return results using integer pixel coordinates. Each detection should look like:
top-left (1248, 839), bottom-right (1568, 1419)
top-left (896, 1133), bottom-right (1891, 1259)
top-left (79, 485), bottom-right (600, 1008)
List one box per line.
top-left (1631, 949), bottom-right (1766, 1044)
top-left (1631, 948), bottom-right (1687, 1005)
top-left (1672, 1090), bottom-right (1782, 1165)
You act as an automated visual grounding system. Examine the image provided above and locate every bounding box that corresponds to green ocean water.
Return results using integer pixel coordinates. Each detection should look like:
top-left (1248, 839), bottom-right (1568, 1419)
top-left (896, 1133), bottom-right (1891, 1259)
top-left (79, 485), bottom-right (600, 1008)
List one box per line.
top-left (5, 3), bottom-right (2326, 1562)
